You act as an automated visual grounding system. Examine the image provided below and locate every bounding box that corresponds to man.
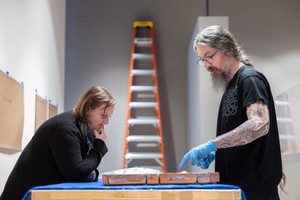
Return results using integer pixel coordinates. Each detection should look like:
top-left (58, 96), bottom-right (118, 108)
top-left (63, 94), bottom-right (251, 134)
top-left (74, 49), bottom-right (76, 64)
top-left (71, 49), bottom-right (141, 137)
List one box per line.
top-left (179, 25), bottom-right (285, 200)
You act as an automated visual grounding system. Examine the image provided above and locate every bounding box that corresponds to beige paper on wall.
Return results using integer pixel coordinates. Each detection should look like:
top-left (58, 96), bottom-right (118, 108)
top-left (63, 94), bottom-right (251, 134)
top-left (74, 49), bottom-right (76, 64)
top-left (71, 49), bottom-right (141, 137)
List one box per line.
top-left (0, 70), bottom-right (24, 152)
top-left (35, 94), bottom-right (47, 131)
top-left (49, 103), bottom-right (58, 119)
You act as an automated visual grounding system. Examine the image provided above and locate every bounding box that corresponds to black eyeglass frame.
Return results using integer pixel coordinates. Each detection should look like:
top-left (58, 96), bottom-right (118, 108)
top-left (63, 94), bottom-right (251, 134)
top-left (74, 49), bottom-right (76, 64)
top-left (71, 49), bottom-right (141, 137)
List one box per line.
top-left (197, 50), bottom-right (218, 65)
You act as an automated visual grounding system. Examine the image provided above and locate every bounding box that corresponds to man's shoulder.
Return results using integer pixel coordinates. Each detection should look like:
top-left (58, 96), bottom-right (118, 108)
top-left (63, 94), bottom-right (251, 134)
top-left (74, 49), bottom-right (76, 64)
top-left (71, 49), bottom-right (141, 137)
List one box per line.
top-left (239, 65), bottom-right (259, 76)
top-left (238, 65), bottom-right (267, 82)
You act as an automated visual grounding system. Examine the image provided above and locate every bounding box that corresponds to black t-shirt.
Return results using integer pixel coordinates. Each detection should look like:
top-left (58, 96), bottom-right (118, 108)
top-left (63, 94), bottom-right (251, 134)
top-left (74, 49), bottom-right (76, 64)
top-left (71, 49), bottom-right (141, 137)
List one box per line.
top-left (215, 66), bottom-right (282, 200)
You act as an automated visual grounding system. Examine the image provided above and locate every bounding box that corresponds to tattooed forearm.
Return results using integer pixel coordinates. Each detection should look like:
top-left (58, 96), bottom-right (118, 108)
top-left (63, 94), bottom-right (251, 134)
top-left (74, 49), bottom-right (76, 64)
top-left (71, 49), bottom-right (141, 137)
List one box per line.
top-left (213, 101), bottom-right (270, 149)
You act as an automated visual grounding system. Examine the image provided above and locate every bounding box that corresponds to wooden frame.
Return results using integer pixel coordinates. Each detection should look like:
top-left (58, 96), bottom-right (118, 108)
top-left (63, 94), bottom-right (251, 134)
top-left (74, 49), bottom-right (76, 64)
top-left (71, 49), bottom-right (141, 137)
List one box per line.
top-left (31, 189), bottom-right (242, 200)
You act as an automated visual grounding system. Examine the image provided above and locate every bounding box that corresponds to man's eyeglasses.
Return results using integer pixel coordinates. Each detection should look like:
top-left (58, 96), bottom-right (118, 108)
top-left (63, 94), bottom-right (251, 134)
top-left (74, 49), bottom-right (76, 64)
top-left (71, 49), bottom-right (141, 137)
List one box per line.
top-left (197, 50), bottom-right (218, 65)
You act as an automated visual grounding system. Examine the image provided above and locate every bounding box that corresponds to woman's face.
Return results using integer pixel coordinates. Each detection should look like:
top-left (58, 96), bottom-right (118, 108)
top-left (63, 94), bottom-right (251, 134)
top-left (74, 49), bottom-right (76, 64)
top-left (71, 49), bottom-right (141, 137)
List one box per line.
top-left (86, 105), bottom-right (115, 132)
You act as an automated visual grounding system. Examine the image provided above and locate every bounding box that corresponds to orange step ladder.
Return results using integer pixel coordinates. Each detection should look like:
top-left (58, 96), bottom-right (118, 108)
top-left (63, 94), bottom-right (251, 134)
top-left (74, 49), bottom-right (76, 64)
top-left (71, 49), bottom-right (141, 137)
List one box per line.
top-left (122, 21), bottom-right (166, 172)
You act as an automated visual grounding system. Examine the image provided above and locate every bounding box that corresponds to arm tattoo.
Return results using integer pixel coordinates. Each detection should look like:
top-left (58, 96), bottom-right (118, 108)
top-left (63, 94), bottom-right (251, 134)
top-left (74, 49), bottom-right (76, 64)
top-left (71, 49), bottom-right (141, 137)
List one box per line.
top-left (213, 100), bottom-right (270, 149)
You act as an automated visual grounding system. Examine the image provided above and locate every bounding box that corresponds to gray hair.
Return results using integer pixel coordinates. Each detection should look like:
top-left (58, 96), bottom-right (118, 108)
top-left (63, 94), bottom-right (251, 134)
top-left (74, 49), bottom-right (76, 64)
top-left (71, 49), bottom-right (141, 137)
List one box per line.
top-left (193, 25), bottom-right (252, 66)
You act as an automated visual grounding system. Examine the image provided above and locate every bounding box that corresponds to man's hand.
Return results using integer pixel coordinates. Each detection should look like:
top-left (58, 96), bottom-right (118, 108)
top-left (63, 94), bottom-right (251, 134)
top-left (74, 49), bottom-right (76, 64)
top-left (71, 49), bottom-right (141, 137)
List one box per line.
top-left (199, 152), bottom-right (215, 169)
top-left (179, 140), bottom-right (217, 169)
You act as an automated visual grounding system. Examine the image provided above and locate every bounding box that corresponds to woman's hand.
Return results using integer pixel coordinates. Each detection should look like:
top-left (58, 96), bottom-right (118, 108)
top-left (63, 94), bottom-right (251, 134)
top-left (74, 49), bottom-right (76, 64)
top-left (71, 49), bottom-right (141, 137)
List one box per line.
top-left (93, 127), bottom-right (107, 142)
top-left (85, 170), bottom-right (97, 182)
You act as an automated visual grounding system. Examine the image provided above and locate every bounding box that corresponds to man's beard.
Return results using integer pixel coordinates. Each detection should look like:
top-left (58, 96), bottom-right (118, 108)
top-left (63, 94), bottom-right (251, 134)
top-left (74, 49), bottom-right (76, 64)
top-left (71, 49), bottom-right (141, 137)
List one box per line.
top-left (211, 71), bottom-right (230, 93)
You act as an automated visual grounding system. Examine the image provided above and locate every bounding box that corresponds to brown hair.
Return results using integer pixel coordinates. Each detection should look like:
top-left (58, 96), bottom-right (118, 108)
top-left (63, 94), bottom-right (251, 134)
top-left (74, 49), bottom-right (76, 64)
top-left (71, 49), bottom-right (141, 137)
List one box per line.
top-left (73, 86), bottom-right (116, 122)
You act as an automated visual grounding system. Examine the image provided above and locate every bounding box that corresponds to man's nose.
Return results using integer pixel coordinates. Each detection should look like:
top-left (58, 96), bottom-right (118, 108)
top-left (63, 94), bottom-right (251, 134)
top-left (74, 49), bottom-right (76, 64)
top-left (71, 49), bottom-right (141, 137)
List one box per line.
top-left (203, 62), bottom-right (212, 71)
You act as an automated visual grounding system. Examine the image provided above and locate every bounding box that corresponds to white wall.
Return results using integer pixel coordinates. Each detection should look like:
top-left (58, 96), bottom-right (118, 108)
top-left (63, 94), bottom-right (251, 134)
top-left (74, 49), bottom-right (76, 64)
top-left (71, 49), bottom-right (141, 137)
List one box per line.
top-left (0, 0), bottom-right (65, 193)
top-left (281, 153), bottom-right (300, 200)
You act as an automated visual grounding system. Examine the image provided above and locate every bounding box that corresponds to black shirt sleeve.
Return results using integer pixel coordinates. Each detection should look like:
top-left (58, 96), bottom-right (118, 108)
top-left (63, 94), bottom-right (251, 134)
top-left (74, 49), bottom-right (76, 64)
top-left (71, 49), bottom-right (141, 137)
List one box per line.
top-left (241, 75), bottom-right (269, 109)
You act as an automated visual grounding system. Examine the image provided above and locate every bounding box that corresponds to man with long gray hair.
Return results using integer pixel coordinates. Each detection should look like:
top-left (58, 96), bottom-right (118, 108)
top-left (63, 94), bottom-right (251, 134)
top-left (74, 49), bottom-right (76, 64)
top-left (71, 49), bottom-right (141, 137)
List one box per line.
top-left (180, 25), bottom-right (285, 200)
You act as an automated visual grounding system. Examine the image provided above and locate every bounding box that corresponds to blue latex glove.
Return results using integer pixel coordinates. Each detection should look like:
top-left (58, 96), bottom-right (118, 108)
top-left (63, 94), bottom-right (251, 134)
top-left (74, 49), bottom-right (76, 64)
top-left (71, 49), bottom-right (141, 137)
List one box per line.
top-left (199, 152), bottom-right (215, 169)
top-left (179, 140), bottom-right (217, 169)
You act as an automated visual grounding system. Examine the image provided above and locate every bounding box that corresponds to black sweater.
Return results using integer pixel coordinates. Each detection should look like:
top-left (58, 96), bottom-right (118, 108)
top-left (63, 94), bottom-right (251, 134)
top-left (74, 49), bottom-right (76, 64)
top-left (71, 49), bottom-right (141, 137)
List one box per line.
top-left (0, 111), bottom-right (108, 200)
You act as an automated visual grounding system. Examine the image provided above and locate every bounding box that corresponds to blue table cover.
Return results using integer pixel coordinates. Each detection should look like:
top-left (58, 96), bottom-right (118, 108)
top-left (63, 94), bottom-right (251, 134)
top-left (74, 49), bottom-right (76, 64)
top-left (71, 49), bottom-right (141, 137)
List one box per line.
top-left (22, 178), bottom-right (246, 200)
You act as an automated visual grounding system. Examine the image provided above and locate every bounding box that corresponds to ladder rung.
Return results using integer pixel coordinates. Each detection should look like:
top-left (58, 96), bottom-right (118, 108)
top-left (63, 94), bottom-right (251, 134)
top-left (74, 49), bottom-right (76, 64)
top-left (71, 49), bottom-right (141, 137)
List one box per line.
top-left (125, 153), bottom-right (164, 167)
top-left (128, 118), bottom-right (159, 125)
top-left (130, 86), bottom-right (156, 92)
top-left (133, 53), bottom-right (153, 60)
top-left (126, 135), bottom-right (161, 143)
top-left (129, 102), bottom-right (157, 108)
top-left (135, 38), bottom-right (152, 47)
top-left (132, 69), bottom-right (154, 76)
top-left (125, 152), bottom-right (163, 160)
top-left (136, 143), bottom-right (158, 148)
top-left (275, 100), bottom-right (290, 106)
top-left (137, 93), bottom-right (156, 98)
top-left (277, 118), bottom-right (292, 123)
top-left (279, 135), bottom-right (295, 140)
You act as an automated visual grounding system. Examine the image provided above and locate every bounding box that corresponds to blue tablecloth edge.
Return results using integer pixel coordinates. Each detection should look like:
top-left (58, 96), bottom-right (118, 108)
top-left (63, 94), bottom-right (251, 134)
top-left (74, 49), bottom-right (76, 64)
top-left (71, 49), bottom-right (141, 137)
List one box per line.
top-left (22, 178), bottom-right (247, 200)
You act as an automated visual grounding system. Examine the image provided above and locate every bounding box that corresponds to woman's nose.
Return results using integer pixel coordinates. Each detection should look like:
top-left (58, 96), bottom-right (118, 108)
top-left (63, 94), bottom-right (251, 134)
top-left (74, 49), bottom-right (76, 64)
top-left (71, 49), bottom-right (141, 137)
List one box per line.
top-left (103, 117), bottom-right (109, 125)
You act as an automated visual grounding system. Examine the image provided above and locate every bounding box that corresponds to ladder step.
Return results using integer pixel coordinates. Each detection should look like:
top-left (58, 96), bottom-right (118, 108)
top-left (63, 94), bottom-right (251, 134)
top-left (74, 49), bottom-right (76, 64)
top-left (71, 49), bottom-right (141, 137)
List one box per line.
top-left (277, 117), bottom-right (292, 123)
top-left (125, 153), bottom-right (164, 167)
top-left (133, 53), bottom-right (153, 60)
top-left (135, 38), bottom-right (152, 47)
top-left (275, 100), bottom-right (290, 106)
top-left (130, 86), bottom-right (156, 92)
top-left (279, 135), bottom-right (295, 140)
top-left (128, 118), bottom-right (159, 125)
top-left (132, 69), bottom-right (154, 76)
top-left (129, 102), bottom-right (157, 108)
top-left (137, 93), bottom-right (156, 98)
top-left (126, 135), bottom-right (161, 143)
top-left (136, 143), bottom-right (158, 148)
top-left (125, 152), bottom-right (163, 160)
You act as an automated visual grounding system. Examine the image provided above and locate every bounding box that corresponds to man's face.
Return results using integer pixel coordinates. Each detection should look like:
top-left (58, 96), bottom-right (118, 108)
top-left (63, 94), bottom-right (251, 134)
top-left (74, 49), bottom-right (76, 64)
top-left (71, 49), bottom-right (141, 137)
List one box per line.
top-left (196, 44), bottom-right (230, 92)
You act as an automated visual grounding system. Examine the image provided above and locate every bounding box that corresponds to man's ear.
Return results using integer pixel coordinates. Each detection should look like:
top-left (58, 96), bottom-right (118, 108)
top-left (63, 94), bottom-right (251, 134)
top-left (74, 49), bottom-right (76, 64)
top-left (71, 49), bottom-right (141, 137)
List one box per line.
top-left (224, 51), bottom-right (233, 56)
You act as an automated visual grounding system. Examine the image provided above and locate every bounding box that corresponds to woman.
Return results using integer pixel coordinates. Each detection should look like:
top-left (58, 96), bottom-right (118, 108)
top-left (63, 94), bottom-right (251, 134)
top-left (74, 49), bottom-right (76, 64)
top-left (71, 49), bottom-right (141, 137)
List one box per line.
top-left (0, 86), bottom-right (116, 200)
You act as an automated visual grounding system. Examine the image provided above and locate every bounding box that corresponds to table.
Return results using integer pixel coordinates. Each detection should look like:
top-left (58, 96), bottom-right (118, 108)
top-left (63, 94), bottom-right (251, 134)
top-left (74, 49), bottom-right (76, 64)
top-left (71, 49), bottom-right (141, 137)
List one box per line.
top-left (23, 178), bottom-right (246, 200)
